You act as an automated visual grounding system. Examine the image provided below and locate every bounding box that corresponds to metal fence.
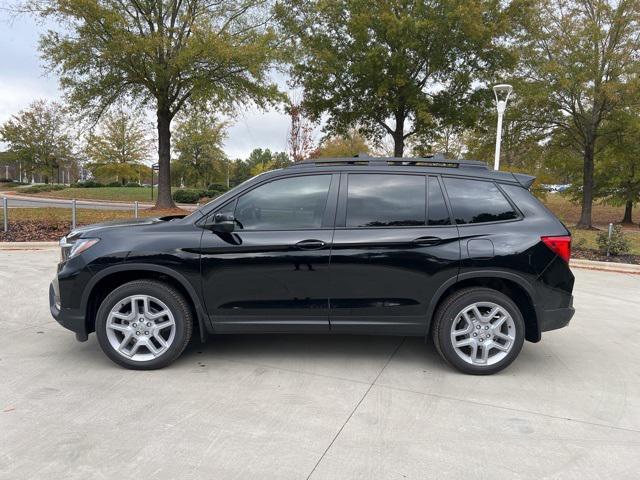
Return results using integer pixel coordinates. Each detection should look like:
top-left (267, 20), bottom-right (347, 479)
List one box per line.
top-left (1, 196), bottom-right (142, 232)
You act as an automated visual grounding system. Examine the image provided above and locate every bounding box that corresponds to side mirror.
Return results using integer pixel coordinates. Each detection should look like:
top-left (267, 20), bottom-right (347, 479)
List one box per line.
top-left (205, 213), bottom-right (235, 233)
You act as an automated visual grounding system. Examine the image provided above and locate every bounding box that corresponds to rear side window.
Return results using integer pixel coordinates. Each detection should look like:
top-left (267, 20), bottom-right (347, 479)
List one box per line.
top-left (427, 177), bottom-right (450, 225)
top-left (346, 174), bottom-right (425, 227)
top-left (443, 178), bottom-right (518, 224)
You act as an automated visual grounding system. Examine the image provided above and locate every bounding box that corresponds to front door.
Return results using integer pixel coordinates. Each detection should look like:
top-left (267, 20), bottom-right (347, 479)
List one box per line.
top-left (200, 173), bottom-right (339, 333)
top-left (329, 173), bottom-right (460, 334)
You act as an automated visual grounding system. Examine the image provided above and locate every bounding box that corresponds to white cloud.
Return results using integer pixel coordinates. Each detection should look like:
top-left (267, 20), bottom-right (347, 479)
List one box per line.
top-left (0, 11), bottom-right (300, 159)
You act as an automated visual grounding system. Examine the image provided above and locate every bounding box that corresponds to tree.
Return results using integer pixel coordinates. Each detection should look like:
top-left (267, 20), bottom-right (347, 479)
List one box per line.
top-left (173, 111), bottom-right (228, 188)
top-left (245, 148), bottom-right (290, 175)
top-left (0, 100), bottom-right (74, 183)
top-left (314, 131), bottom-right (370, 158)
top-left (596, 110), bottom-right (640, 224)
top-left (85, 105), bottom-right (150, 184)
top-left (516, 0), bottom-right (640, 228)
top-left (287, 98), bottom-right (315, 162)
top-left (276, 0), bottom-right (517, 157)
top-left (33, 0), bottom-right (281, 207)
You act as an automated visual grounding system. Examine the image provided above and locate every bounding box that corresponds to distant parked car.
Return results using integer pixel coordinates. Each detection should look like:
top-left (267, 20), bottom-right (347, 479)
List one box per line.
top-left (542, 183), bottom-right (571, 193)
top-left (50, 156), bottom-right (575, 375)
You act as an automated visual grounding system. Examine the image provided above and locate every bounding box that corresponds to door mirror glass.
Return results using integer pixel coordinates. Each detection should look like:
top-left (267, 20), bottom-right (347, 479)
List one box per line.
top-left (205, 213), bottom-right (235, 233)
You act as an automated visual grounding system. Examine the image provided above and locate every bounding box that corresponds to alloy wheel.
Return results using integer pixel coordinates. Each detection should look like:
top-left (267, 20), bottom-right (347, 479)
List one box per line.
top-left (105, 294), bottom-right (176, 362)
top-left (449, 301), bottom-right (516, 366)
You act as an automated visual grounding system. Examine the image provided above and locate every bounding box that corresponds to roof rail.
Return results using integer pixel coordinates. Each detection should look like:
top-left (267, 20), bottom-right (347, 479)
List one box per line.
top-left (290, 153), bottom-right (488, 169)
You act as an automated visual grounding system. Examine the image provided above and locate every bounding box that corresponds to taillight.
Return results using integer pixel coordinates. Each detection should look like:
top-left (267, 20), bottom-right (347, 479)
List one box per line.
top-left (541, 235), bottom-right (571, 263)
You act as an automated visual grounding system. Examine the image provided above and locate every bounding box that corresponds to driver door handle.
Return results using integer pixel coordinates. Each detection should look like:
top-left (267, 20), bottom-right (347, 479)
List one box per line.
top-left (295, 239), bottom-right (327, 250)
top-left (412, 236), bottom-right (442, 246)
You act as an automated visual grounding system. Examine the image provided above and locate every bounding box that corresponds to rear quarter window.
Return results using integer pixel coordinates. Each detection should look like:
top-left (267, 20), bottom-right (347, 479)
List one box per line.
top-left (444, 177), bottom-right (518, 225)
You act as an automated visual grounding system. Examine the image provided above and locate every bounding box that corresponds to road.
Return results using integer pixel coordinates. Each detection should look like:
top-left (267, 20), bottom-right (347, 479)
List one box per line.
top-left (2, 193), bottom-right (196, 211)
top-left (1, 248), bottom-right (639, 479)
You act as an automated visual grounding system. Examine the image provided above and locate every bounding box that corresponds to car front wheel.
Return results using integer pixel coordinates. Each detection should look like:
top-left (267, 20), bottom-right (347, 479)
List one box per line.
top-left (432, 287), bottom-right (525, 375)
top-left (95, 280), bottom-right (193, 370)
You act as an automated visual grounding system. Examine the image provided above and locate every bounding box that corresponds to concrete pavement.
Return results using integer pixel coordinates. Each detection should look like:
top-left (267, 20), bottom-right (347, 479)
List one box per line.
top-left (1, 249), bottom-right (639, 479)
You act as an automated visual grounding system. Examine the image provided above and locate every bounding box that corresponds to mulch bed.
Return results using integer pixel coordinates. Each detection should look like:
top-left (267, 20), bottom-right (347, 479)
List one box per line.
top-left (572, 248), bottom-right (640, 265)
top-left (0, 220), bottom-right (72, 242)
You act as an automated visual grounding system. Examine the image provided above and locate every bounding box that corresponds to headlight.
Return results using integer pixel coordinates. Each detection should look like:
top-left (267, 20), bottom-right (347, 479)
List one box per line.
top-left (60, 237), bottom-right (100, 261)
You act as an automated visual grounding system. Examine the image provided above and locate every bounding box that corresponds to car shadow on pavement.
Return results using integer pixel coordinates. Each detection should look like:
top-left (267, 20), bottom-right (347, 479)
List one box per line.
top-left (175, 333), bottom-right (456, 378)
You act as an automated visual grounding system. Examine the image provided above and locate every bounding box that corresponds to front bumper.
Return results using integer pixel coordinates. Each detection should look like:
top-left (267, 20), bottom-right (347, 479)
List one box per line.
top-left (49, 282), bottom-right (88, 341)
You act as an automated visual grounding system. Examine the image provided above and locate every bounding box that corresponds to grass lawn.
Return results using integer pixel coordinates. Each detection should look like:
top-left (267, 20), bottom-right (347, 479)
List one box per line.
top-left (2, 207), bottom-right (188, 223)
top-left (18, 186), bottom-right (179, 203)
top-left (541, 193), bottom-right (640, 256)
top-left (541, 193), bottom-right (638, 227)
top-left (0, 182), bottom-right (25, 191)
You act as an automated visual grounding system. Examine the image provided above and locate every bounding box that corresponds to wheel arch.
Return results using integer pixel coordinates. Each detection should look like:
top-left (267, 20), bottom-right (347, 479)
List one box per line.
top-left (426, 271), bottom-right (540, 342)
top-left (82, 264), bottom-right (209, 342)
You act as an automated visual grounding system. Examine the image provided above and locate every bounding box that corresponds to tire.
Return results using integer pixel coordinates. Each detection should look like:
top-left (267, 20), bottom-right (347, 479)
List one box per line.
top-left (95, 280), bottom-right (193, 370)
top-left (431, 287), bottom-right (525, 375)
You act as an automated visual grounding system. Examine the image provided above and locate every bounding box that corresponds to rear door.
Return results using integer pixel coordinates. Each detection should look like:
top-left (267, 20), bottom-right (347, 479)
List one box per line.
top-left (328, 173), bottom-right (460, 334)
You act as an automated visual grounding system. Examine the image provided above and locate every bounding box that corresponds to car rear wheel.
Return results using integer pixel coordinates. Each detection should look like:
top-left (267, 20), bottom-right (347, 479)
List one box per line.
top-left (95, 280), bottom-right (193, 370)
top-left (431, 287), bottom-right (525, 375)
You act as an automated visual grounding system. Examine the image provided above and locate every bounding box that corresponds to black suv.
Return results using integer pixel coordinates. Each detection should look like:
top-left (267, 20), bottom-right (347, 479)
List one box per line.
top-left (50, 156), bottom-right (574, 374)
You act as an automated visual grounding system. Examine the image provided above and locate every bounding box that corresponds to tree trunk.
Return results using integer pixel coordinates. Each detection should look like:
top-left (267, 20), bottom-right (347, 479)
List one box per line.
top-left (577, 145), bottom-right (594, 228)
top-left (156, 108), bottom-right (176, 209)
top-left (621, 200), bottom-right (633, 224)
top-left (392, 132), bottom-right (404, 158)
top-left (392, 110), bottom-right (406, 158)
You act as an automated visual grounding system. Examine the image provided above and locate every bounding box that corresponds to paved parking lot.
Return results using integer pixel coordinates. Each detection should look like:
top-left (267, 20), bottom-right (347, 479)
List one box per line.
top-left (1, 248), bottom-right (639, 479)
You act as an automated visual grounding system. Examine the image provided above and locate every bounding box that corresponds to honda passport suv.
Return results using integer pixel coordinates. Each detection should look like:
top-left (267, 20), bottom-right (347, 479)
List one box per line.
top-left (50, 156), bottom-right (575, 374)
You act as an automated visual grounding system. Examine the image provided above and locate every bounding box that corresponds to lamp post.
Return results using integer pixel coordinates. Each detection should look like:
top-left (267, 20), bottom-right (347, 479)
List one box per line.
top-left (493, 84), bottom-right (513, 171)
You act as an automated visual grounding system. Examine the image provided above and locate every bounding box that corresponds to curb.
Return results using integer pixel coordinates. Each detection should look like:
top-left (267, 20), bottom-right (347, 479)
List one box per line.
top-left (570, 258), bottom-right (640, 274)
top-left (0, 241), bottom-right (58, 250)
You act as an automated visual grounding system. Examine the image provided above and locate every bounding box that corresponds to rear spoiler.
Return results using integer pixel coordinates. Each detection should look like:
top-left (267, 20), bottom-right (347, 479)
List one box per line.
top-left (511, 173), bottom-right (535, 189)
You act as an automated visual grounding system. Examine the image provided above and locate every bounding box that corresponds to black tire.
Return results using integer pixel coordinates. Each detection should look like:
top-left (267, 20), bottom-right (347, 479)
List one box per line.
top-left (431, 287), bottom-right (525, 375)
top-left (95, 280), bottom-right (193, 370)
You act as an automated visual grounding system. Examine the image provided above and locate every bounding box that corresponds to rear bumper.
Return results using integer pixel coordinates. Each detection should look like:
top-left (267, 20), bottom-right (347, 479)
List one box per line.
top-left (538, 298), bottom-right (574, 333)
top-left (50, 282), bottom-right (88, 341)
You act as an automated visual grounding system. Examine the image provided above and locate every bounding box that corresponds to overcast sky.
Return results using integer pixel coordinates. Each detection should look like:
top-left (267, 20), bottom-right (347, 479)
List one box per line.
top-left (0, 9), bottom-right (298, 159)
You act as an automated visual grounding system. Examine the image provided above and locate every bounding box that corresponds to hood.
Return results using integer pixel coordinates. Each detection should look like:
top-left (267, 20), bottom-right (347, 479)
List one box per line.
top-left (67, 216), bottom-right (184, 240)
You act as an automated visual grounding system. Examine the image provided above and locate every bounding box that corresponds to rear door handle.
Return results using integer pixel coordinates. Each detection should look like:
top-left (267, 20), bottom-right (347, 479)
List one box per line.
top-left (295, 239), bottom-right (327, 250)
top-left (412, 236), bottom-right (442, 246)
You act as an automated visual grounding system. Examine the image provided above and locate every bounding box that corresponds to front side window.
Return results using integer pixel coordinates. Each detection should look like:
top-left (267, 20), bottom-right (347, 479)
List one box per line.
top-left (346, 174), bottom-right (426, 227)
top-left (235, 175), bottom-right (332, 230)
top-left (443, 177), bottom-right (518, 224)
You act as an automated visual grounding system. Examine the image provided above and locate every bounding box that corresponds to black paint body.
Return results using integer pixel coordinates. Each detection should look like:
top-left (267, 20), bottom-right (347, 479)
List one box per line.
top-left (50, 163), bottom-right (575, 343)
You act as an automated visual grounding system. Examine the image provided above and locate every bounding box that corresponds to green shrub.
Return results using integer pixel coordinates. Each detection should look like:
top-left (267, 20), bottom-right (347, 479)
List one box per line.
top-left (207, 183), bottom-right (227, 193)
top-left (125, 182), bottom-right (140, 187)
top-left (0, 178), bottom-right (14, 183)
top-left (21, 184), bottom-right (66, 193)
top-left (106, 181), bottom-right (122, 187)
top-left (596, 225), bottom-right (630, 256)
top-left (172, 189), bottom-right (204, 203)
top-left (204, 190), bottom-right (223, 199)
top-left (73, 180), bottom-right (104, 188)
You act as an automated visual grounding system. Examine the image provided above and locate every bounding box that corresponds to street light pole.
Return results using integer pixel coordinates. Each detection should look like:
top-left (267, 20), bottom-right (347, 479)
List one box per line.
top-left (493, 84), bottom-right (513, 171)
